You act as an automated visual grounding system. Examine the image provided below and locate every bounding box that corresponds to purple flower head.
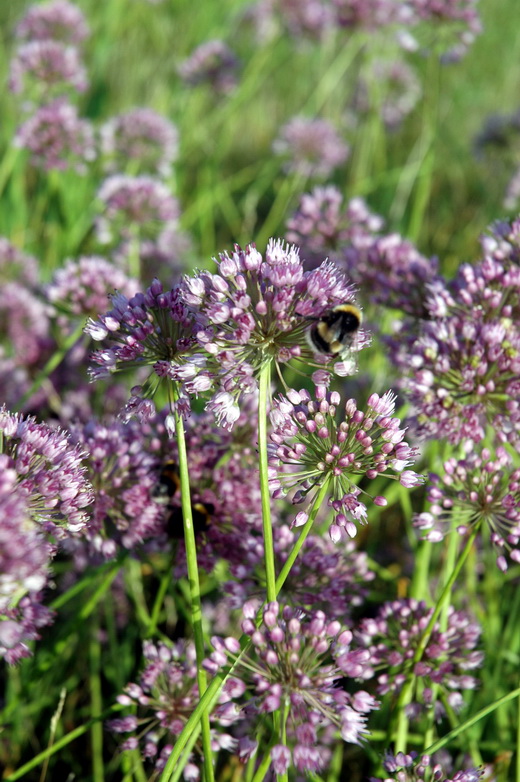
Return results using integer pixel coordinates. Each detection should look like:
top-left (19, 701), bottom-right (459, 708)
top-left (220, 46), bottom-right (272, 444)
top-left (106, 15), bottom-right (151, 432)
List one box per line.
top-left (355, 598), bottom-right (483, 720)
top-left (204, 602), bottom-right (378, 774)
top-left (286, 186), bottom-right (384, 267)
top-left (405, 0), bottom-right (482, 60)
top-left (351, 59), bottom-right (422, 130)
top-left (95, 174), bottom-right (179, 246)
top-left (0, 238), bottom-right (38, 286)
top-left (371, 751), bottom-right (485, 782)
top-left (401, 250), bottom-right (520, 445)
top-left (269, 386), bottom-right (423, 542)
top-left (46, 255), bottom-right (138, 321)
top-left (332, 0), bottom-right (412, 30)
top-left (9, 40), bottom-right (88, 102)
top-left (109, 640), bottom-right (238, 776)
top-left (0, 594), bottom-right (54, 665)
top-left (85, 279), bottom-right (212, 420)
top-left (100, 108), bottom-right (179, 178)
top-left (15, 1), bottom-right (89, 45)
top-left (0, 282), bottom-right (53, 366)
top-left (70, 418), bottom-right (166, 558)
top-left (415, 445), bottom-right (520, 572)
top-left (269, 0), bottom-right (336, 39)
top-left (273, 117), bottom-right (350, 179)
top-left (184, 240), bottom-right (366, 420)
top-left (0, 407), bottom-right (94, 538)
top-left (178, 40), bottom-right (239, 94)
top-left (14, 99), bottom-right (96, 173)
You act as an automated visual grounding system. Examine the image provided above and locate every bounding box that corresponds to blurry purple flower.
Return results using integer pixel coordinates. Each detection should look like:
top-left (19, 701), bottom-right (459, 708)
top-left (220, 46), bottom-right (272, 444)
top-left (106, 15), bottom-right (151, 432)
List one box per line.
top-left (355, 598), bottom-right (483, 719)
top-left (46, 255), bottom-right (138, 320)
top-left (406, 0), bottom-right (482, 59)
top-left (504, 164), bottom-right (520, 211)
top-left (204, 602), bottom-right (378, 774)
top-left (273, 117), bottom-right (349, 178)
top-left (0, 407), bottom-right (94, 538)
top-left (100, 108), bottom-right (179, 178)
top-left (371, 751), bottom-right (484, 781)
top-left (286, 186), bottom-right (384, 267)
top-left (178, 40), bottom-right (239, 94)
top-left (15, 0), bottom-right (89, 46)
top-left (332, 0), bottom-right (411, 30)
top-left (70, 418), bottom-right (165, 558)
top-left (85, 279), bottom-right (212, 419)
top-left (109, 640), bottom-right (238, 776)
top-left (269, 386), bottom-right (423, 542)
top-left (415, 445), bottom-right (520, 573)
top-left (0, 238), bottom-right (38, 286)
top-left (113, 224), bottom-right (192, 284)
top-left (0, 282), bottom-right (53, 366)
top-left (95, 174), bottom-right (179, 245)
top-left (401, 250), bottom-right (520, 444)
top-left (0, 594), bottom-right (54, 665)
top-left (268, 0), bottom-right (336, 39)
top-left (351, 59), bottom-right (422, 130)
top-left (9, 40), bottom-right (88, 101)
top-left (14, 100), bottom-right (96, 172)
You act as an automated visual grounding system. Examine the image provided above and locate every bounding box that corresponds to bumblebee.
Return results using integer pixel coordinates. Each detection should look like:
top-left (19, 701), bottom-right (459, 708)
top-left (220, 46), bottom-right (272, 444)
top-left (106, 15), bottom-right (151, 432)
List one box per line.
top-left (307, 303), bottom-right (362, 356)
top-left (155, 461), bottom-right (213, 538)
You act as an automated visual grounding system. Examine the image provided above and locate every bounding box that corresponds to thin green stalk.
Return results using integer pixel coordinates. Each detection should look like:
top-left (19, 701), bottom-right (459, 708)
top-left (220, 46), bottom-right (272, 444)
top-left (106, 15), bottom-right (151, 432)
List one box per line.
top-left (394, 526), bottom-right (479, 753)
top-left (89, 618), bottom-right (104, 782)
top-left (173, 403), bottom-right (214, 782)
top-left (258, 361), bottom-right (277, 603)
top-left (146, 561), bottom-right (175, 637)
top-left (517, 680), bottom-right (520, 782)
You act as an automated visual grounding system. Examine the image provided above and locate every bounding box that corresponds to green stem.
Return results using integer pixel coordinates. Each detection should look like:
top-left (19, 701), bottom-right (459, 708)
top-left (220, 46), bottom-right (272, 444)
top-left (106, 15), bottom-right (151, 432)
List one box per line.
top-left (258, 361), bottom-right (277, 603)
top-left (172, 403), bottom-right (214, 782)
top-left (394, 526), bottom-right (479, 753)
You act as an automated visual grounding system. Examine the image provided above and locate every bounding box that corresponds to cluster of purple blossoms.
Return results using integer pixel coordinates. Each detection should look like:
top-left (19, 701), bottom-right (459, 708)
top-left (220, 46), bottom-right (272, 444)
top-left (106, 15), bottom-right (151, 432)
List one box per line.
top-left (351, 59), bottom-right (422, 131)
top-left (0, 407), bottom-right (94, 538)
top-left (401, 247), bottom-right (520, 445)
top-left (85, 279), bottom-right (212, 420)
top-left (46, 255), bottom-right (138, 321)
top-left (204, 602), bottom-right (378, 775)
top-left (95, 174), bottom-right (180, 247)
top-left (286, 186), bottom-right (384, 267)
top-left (182, 239), bottom-right (366, 412)
top-left (110, 640), bottom-right (238, 778)
top-left (372, 751), bottom-right (484, 782)
top-left (0, 282), bottom-right (53, 367)
top-left (15, 0), bottom-right (89, 46)
top-left (415, 446), bottom-right (520, 572)
top-left (0, 594), bottom-right (54, 666)
top-left (70, 419), bottom-right (166, 558)
top-left (273, 117), bottom-right (350, 179)
top-left (14, 99), bottom-right (96, 172)
top-left (9, 39), bottom-right (88, 101)
top-left (269, 386), bottom-right (423, 542)
top-left (262, 0), bottom-right (336, 39)
top-left (355, 598), bottom-right (483, 719)
top-left (100, 108), bottom-right (179, 178)
top-left (178, 40), bottom-right (239, 94)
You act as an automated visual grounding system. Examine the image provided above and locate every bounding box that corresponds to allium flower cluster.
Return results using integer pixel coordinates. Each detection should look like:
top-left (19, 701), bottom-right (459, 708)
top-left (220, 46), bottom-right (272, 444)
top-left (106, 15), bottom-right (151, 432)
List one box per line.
top-left (355, 599), bottom-right (483, 719)
top-left (15, 100), bottom-right (95, 172)
top-left (269, 387), bottom-right (423, 542)
top-left (9, 40), bottom-right (88, 101)
top-left (273, 117), bottom-right (350, 178)
top-left (0, 594), bottom-right (54, 665)
top-left (183, 239), bottom-right (365, 417)
top-left (47, 255), bottom-right (138, 320)
top-left (351, 59), bottom-right (422, 130)
top-left (110, 640), bottom-right (237, 777)
top-left (204, 602), bottom-right (378, 775)
top-left (95, 175), bottom-right (179, 246)
top-left (415, 446), bottom-right (520, 572)
top-left (371, 751), bottom-right (484, 782)
top-left (86, 279), bottom-right (212, 419)
top-left (0, 407), bottom-right (93, 538)
top-left (70, 419), bottom-right (166, 558)
top-left (100, 108), bottom-right (179, 178)
top-left (15, 0), bottom-right (89, 46)
top-left (266, 0), bottom-right (336, 39)
top-left (402, 250), bottom-right (520, 444)
top-left (178, 40), bottom-right (239, 94)
top-left (0, 283), bottom-right (53, 366)
top-left (286, 186), bottom-right (384, 267)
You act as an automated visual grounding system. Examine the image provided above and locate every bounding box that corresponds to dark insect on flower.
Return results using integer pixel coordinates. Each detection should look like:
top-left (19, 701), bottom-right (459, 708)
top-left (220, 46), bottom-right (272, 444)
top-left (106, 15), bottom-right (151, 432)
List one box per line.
top-left (307, 303), bottom-right (362, 357)
top-left (154, 461), bottom-right (214, 539)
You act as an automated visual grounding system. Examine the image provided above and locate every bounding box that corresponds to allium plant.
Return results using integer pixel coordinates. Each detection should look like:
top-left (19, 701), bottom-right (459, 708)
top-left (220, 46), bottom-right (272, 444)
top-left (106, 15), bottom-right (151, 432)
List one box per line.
top-left (14, 100), bottom-right (96, 172)
top-left (100, 108), bottom-right (179, 178)
top-left (415, 446), bottom-right (520, 572)
top-left (0, 407), bottom-right (93, 538)
top-left (9, 40), bottom-right (88, 102)
top-left (371, 751), bottom-right (484, 782)
top-left (354, 598), bottom-right (483, 720)
top-left (178, 40), bottom-right (239, 94)
top-left (109, 640), bottom-right (238, 778)
top-left (15, 0), bottom-right (90, 46)
top-left (266, 0), bottom-right (336, 39)
top-left (401, 249), bottom-right (520, 444)
top-left (204, 601), bottom-right (379, 776)
top-left (273, 116), bottom-right (350, 178)
top-left (0, 283), bottom-right (53, 366)
top-left (351, 59), bottom-right (422, 131)
top-left (269, 386), bottom-right (423, 542)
